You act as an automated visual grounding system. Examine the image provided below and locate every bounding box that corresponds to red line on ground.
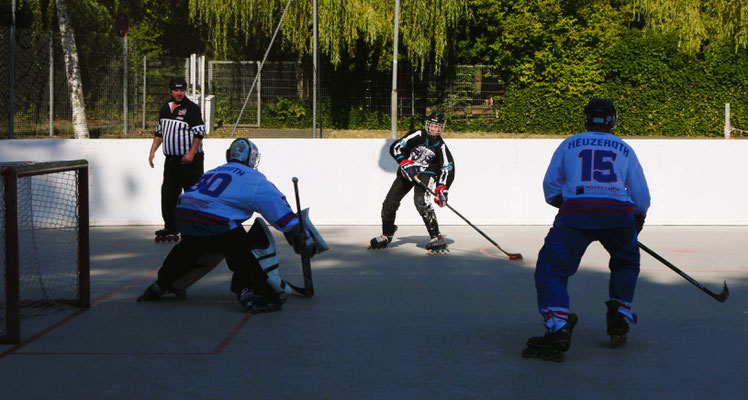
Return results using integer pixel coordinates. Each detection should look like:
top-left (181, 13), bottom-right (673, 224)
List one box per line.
top-left (0, 269), bottom-right (158, 359)
top-left (212, 314), bottom-right (252, 354)
top-left (1, 268), bottom-right (252, 358)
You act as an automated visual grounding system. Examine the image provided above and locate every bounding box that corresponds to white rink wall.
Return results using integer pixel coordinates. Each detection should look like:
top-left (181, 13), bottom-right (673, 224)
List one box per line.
top-left (1, 138), bottom-right (747, 226)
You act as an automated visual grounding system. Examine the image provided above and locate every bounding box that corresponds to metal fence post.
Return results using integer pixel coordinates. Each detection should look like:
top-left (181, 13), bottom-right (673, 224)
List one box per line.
top-left (257, 61), bottom-right (261, 127)
top-left (142, 56), bottom-right (146, 129)
top-left (49, 31), bottom-right (54, 136)
top-left (123, 35), bottom-right (128, 136)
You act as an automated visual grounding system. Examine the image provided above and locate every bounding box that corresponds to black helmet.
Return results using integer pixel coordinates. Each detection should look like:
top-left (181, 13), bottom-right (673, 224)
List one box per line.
top-left (584, 97), bottom-right (617, 131)
top-left (169, 76), bottom-right (188, 91)
top-left (425, 111), bottom-right (446, 136)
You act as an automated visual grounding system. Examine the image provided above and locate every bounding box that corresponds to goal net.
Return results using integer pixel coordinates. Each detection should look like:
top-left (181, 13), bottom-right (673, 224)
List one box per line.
top-left (1, 160), bottom-right (90, 344)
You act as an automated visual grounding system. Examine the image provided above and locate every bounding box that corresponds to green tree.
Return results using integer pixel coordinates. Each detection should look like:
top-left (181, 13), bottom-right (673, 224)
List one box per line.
top-left (187, 0), bottom-right (470, 74)
top-left (13, 0), bottom-right (93, 138)
top-left (634, 0), bottom-right (748, 53)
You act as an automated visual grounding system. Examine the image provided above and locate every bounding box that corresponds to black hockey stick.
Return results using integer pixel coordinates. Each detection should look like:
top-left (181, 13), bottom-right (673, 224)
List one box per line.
top-left (638, 242), bottom-right (728, 303)
top-left (283, 280), bottom-right (309, 296)
top-left (292, 177), bottom-right (314, 297)
top-left (412, 176), bottom-right (523, 260)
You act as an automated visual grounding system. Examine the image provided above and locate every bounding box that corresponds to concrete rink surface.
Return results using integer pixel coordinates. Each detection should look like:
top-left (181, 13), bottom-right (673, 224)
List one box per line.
top-left (1, 225), bottom-right (747, 399)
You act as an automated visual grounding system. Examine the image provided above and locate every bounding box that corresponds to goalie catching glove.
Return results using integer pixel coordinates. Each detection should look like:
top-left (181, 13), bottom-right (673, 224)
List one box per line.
top-left (399, 159), bottom-right (419, 182)
top-left (434, 185), bottom-right (448, 207)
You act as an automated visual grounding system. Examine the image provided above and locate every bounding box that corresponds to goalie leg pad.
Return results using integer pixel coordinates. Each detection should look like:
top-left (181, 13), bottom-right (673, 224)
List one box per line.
top-left (169, 252), bottom-right (225, 293)
top-left (247, 217), bottom-right (294, 299)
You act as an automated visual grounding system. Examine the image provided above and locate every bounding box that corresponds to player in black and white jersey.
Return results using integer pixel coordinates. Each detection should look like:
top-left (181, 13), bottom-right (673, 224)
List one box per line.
top-left (369, 112), bottom-right (455, 254)
top-left (148, 77), bottom-right (206, 242)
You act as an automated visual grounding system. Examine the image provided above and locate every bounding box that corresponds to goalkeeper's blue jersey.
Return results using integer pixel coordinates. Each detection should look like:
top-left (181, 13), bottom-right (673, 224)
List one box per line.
top-left (543, 131), bottom-right (650, 229)
top-left (175, 162), bottom-right (298, 236)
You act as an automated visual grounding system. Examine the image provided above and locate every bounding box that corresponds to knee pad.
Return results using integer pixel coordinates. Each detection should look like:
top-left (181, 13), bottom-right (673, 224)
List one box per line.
top-left (414, 195), bottom-right (434, 217)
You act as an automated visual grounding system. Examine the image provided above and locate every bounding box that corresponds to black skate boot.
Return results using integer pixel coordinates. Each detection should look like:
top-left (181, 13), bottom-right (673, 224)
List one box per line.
top-left (238, 288), bottom-right (282, 314)
top-left (137, 282), bottom-right (163, 301)
top-left (426, 234), bottom-right (449, 255)
top-left (521, 313), bottom-right (578, 362)
top-left (368, 234), bottom-right (394, 250)
top-left (165, 287), bottom-right (187, 300)
top-left (155, 228), bottom-right (180, 243)
top-left (137, 282), bottom-right (186, 301)
top-left (606, 300), bottom-right (630, 348)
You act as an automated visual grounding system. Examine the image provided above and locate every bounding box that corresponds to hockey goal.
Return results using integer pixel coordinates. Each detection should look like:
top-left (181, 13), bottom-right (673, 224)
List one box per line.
top-left (1, 160), bottom-right (90, 344)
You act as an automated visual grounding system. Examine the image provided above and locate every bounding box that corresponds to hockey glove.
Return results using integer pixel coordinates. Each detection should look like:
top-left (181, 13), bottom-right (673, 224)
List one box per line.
top-left (635, 214), bottom-right (645, 233)
top-left (399, 159), bottom-right (419, 181)
top-left (547, 195), bottom-right (563, 208)
top-left (284, 223), bottom-right (308, 254)
top-left (434, 185), bottom-right (448, 207)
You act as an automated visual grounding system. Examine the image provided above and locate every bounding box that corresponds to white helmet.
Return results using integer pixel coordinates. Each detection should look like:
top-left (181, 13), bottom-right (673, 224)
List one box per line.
top-left (226, 138), bottom-right (260, 169)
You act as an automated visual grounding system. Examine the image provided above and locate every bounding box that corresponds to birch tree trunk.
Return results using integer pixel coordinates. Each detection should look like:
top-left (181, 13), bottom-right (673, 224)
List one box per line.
top-left (56, 0), bottom-right (89, 138)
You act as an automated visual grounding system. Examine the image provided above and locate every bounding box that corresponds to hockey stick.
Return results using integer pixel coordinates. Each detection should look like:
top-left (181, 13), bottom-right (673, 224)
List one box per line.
top-left (638, 242), bottom-right (729, 303)
top-left (412, 175), bottom-right (523, 260)
top-left (283, 280), bottom-right (309, 296)
top-left (292, 177), bottom-right (314, 297)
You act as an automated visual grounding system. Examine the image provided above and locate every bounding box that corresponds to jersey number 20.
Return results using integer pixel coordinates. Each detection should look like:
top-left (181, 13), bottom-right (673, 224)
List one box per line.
top-left (578, 149), bottom-right (617, 183)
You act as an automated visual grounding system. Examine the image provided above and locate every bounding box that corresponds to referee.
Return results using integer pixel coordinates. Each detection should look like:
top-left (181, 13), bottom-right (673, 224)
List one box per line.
top-left (148, 76), bottom-right (206, 242)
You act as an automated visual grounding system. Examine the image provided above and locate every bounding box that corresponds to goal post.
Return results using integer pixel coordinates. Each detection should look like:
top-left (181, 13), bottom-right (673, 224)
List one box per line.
top-left (1, 160), bottom-right (90, 344)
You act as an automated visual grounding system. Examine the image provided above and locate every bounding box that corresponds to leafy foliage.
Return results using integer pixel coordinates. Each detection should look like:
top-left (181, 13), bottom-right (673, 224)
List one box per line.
top-left (187, 0), bottom-right (470, 74)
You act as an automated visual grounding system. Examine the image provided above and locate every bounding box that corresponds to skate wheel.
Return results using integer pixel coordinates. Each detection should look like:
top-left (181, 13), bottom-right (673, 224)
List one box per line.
top-left (521, 348), bottom-right (537, 358)
top-left (155, 237), bottom-right (162, 243)
top-left (543, 351), bottom-right (565, 362)
top-left (521, 347), bottom-right (565, 362)
top-left (610, 335), bottom-right (627, 349)
top-left (428, 248), bottom-right (450, 255)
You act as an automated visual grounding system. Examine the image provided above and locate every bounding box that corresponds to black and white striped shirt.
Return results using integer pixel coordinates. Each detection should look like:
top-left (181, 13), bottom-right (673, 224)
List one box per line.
top-left (154, 97), bottom-right (206, 155)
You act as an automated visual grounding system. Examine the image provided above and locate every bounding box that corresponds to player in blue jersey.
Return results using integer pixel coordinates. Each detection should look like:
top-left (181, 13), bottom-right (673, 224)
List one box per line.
top-left (522, 98), bottom-right (651, 361)
top-left (137, 138), bottom-right (314, 313)
top-left (368, 111), bottom-right (455, 255)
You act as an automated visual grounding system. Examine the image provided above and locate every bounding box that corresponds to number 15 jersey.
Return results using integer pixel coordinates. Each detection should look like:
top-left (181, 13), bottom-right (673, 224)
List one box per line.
top-left (543, 131), bottom-right (650, 229)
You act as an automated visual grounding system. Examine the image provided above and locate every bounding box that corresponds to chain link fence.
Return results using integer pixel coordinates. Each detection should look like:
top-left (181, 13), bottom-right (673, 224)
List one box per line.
top-left (1, 27), bottom-right (504, 138)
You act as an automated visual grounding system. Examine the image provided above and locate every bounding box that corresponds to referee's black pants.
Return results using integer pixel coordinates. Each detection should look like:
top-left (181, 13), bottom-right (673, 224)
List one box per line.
top-left (161, 153), bottom-right (204, 232)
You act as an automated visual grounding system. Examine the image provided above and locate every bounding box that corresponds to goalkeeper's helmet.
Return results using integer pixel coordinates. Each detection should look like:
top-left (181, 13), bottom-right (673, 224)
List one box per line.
top-left (226, 138), bottom-right (261, 169)
top-left (425, 111), bottom-right (446, 136)
top-left (584, 97), bottom-right (617, 131)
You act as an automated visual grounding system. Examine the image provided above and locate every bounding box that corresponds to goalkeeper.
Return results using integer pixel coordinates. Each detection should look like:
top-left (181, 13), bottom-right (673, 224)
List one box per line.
top-left (137, 138), bottom-right (323, 313)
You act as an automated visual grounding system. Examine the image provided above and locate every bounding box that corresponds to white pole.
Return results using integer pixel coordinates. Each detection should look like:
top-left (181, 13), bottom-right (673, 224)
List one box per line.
top-left (123, 35), bottom-right (128, 135)
top-left (200, 55), bottom-right (206, 114)
top-left (257, 61), bottom-right (262, 127)
top-left (313, 0), bottom-right (319, 138)
top-left (189, 54), bottom-right (196, 100)
top-left (724, 103), bottom-right (731, 139)
top-left (390, 0), bottom-right (400, 139)
top-left (49, 31), bottom-right (54, 136)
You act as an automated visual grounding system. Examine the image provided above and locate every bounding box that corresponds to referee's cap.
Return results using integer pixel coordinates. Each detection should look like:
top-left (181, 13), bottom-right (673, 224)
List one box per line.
top-left (169, 76), bottom-right (188, 91)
